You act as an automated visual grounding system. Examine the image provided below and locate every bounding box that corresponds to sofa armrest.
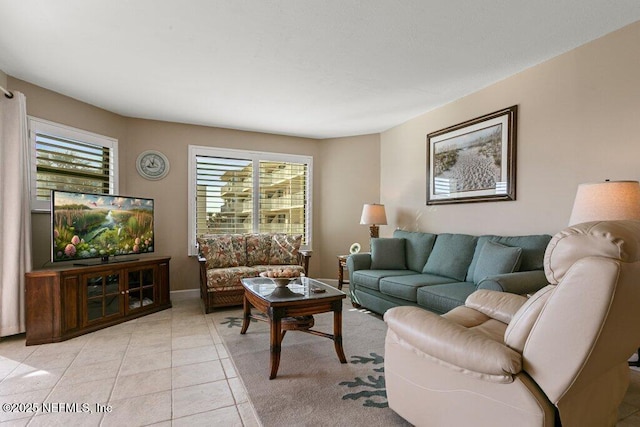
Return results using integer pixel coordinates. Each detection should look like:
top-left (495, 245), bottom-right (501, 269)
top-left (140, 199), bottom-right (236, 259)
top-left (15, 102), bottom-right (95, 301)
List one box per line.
top-left (465, 290), bottom-right (528, 324)
top-left (346, 253), bottom-right (372, 273)
top-left (477, 270), bottom-right (549, 295)
top-left (298, 250), bottom-right (312, 274)
top-left (384, 306), bottom-right (522, 383)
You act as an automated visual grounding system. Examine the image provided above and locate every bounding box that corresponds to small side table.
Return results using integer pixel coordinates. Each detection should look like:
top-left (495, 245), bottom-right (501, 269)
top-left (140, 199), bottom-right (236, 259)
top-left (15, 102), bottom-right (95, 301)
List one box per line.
top-left (337, 255), bottom-right (349, 290)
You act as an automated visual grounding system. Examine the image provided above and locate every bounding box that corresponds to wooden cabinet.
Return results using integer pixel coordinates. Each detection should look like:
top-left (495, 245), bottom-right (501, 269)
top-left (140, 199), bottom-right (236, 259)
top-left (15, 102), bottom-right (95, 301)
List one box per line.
top-left (25, 257), bottom-right (171, 345)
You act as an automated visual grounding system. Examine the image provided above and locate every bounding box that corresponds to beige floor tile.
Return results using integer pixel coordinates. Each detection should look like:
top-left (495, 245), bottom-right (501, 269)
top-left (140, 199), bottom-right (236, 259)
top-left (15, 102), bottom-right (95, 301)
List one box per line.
top-left (57, 359), bottom-right (122, 387)
top-left (47, 377), bottom-right (115, 405)
top-left (125, 340), bottom-right (172, 357)
top-left (220, 357), bottom-right (238, 379)
top-left (172, 405), bottom-right (243, 427)
top-left (71, 348), bottom-right (125, 367)
top-left (171, 333), bottom-right (214, 350)
top-left (172, 380), bottom-right (235, 419)
top-left (171, 345), bottom-right (219, 367)
top-left (118, 350), bottom-right (171, 376)
top-left (0, 365), bottom-right (65, 396)
top-left (172, 360), bottom-right (226, 389)
top-left (103, 390), bottom-right (172, 426)
top-left (110, 367), bottom-right (172, 400)
top-left (237, 401), bottom-right (261, 427)
top-left (21, 349), bottom-right (79, 370)
top-left (0, 357), bottom-right (21, 381)
top-left (228, 377), bottom-right (248, 404)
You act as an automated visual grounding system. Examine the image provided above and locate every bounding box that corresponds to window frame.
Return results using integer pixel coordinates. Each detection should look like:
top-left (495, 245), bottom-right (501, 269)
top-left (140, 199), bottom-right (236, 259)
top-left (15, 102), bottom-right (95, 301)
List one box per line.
top-left (28, 117), bottom-right (119, 212)
top-left (188, 145), bottom-right (313, 255)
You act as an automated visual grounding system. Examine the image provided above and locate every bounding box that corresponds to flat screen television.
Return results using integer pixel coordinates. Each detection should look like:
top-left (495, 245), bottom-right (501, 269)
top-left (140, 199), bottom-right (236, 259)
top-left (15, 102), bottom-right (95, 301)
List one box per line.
top-left (51, 190), bottom-right (154, 264)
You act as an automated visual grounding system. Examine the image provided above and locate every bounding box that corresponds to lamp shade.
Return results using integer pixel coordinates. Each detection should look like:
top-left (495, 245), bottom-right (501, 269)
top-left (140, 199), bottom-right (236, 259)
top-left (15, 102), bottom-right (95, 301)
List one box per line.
top-left (360, 204), bottom-right (387, 225)
top-left (568, 181), bottom-right (640, 225)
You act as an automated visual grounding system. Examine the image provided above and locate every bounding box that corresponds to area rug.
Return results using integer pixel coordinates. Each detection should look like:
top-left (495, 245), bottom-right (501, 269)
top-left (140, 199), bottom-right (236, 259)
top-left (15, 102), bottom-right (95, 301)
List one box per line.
top-left (210, 301), bottom-right (411, 427)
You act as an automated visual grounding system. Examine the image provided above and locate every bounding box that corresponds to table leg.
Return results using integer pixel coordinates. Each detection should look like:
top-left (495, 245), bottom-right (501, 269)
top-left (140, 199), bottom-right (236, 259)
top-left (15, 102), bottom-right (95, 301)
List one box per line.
top-left (269, 311), bottom-right (283, 379)
top-left (333, 303), bottom-right (347, 363)
top-left (240, 294), bottom-right (250, 335)
top-left (338, 259), bottom-right (344, 290)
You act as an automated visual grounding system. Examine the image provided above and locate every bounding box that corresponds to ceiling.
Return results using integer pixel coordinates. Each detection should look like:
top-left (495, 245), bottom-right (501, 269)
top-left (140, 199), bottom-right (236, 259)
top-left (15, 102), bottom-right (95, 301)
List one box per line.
top-left (1, 1), bottom-right (640, 139)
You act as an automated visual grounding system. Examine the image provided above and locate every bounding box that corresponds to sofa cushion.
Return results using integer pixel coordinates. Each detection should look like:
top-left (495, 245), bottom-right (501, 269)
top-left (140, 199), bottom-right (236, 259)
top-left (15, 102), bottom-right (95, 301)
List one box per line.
top-left (269, 233), bottom-right (302, 265)
top-left (416, 282), bottom-right (477, 314)
top-left (472, 241), bottom-right (523, 284)
top-left (353, 270), bottom-right (416, 292)
top-left (380, 273), bottom-right (457, 302)
top-left (246, 234), bottom-right (272, 266)
top-left (423, 234), bottom-right (478, 281)
top-left (393, 230), bottom-right (437, 272)
top-left (198, 234), bottom-right (239, 268)
top-left (205, 266), bottom-right (260, 291)
top-left (468, 235), bottom-right (552, 278)
top-left (371, 238), bottom-right (406, 269)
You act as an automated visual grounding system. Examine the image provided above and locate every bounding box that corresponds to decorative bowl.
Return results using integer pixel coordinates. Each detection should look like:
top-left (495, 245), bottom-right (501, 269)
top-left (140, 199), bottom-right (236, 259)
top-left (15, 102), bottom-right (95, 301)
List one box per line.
top-left (273, 277), bottom-right (294, 288)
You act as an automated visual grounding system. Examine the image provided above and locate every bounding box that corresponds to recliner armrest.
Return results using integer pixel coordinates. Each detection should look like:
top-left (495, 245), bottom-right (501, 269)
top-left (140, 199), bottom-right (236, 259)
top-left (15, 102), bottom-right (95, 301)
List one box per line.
top-left (384, 306), bottom-right (522, 383)
top-left (465, 290), bottom-right (528, 324)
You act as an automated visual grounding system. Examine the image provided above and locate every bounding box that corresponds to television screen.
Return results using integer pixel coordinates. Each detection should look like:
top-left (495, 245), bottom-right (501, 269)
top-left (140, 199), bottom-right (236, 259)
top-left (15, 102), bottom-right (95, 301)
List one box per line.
top-left (51, 190), bottom-right (154, 263)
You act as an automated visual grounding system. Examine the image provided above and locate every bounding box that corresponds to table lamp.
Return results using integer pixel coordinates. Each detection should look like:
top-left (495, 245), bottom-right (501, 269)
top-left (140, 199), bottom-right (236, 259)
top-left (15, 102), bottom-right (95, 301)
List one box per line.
top-left (568, 180), bottom-right (640, 225)
top-left (360, 204), bottom-right (387, 238)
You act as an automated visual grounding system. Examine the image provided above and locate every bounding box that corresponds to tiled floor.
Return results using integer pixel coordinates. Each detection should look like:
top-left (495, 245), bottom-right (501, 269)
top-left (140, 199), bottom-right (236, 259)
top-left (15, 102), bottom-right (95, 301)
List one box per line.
top-left (3, 296), bottom-right (640, 426)
top-left (0, 297), bottom-right (260, 426)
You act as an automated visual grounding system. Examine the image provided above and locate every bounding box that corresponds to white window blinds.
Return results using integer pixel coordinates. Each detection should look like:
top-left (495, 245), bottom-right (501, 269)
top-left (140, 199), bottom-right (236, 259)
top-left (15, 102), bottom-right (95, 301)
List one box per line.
top-left (189, 146), bottom-right (312, 254)
top-left (29, 117), bottom-right (118, 211)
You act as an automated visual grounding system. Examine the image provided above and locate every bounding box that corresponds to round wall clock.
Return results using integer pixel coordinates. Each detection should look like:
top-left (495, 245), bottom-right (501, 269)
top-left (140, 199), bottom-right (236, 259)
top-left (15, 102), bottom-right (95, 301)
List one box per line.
top-left (136, 150), bottom-right (170, 180)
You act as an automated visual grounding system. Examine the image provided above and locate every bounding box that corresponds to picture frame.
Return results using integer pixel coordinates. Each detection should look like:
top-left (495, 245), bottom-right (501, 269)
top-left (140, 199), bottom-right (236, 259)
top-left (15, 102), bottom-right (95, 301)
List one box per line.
top-left (426, 105), bottom-right (517, 205)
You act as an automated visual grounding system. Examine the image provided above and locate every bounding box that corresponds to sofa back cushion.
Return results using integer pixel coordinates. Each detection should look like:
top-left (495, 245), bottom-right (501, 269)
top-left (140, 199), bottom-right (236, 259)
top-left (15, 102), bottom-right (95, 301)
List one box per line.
top-left (268, 233), bottom-right (302, 265)
top-left (467, 234), bottom-right (552, 280)
top-left (472, 241), bottom-right (522, 284)
top-left (393, 230), bottom-right (437, 272)
top-left (246, 234), bottom-right (272, 266)
top-left (198, 234), bottom-right (246, 268)
top-left (371, 238), bottom-right (406, 269)
top-left (422, 233), bottom-right (478, 281)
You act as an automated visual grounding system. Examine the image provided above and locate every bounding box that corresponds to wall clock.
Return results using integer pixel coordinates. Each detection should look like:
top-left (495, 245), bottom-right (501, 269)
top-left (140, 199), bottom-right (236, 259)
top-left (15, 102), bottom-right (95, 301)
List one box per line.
top-left (136, 150), bottom-right (170, 180)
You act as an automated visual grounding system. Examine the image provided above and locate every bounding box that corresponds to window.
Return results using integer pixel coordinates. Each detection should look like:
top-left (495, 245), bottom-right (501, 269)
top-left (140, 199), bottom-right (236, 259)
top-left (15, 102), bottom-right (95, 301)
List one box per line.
top-left (29, 117), bottom-right (118, 211)
top-left (188, 146), bottom-right (312, 254)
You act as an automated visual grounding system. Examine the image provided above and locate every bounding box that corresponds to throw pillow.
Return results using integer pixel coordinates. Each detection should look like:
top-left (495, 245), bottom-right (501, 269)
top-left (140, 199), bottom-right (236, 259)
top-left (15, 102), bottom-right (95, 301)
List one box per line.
top-left (269, 234), bottom-right (302, 265)
top-left (246, 234), bottom-right (272, 266)
top-left (472, 241), bottom-right (523, 284)
top-left (423, 233), bottom-right (478, 281)
top-left (371, 238), bottom-right (406, 270)
top-left (197, 234), bottom-right (239, 268)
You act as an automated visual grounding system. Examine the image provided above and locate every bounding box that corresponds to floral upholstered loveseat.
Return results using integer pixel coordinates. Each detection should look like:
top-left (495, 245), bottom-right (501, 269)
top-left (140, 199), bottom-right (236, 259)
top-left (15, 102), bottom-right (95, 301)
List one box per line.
top-left (197, 233), bottom-right (311, 313)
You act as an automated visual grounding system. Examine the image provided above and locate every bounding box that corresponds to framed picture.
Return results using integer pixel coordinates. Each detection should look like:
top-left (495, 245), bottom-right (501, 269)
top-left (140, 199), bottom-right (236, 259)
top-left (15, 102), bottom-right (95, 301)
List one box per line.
top-left (426, 105), bottom-right (517, 205)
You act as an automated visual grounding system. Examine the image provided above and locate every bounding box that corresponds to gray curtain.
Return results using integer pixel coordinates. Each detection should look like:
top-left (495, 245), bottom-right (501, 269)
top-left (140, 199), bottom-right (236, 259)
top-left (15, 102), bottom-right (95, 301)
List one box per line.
top-left (0, 91), bottom-right (32, 337)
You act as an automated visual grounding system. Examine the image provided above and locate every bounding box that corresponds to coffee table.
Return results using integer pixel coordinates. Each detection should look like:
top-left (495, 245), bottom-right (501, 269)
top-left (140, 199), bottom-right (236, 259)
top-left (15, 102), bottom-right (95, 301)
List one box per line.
top-left (240, 276), bottom-right (347, 379)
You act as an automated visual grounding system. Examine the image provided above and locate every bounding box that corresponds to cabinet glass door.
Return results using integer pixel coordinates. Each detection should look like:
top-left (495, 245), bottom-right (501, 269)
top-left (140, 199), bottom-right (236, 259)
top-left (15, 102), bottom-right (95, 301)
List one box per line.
top-left (127, 267), bottom-right (156, 311)
top-left (85, 273), bottom-right (121, 323)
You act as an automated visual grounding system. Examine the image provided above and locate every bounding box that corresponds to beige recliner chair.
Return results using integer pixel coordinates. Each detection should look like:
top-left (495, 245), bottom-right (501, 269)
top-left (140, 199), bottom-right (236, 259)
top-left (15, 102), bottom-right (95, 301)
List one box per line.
top-left (384, 220), bottom-right (640, 427)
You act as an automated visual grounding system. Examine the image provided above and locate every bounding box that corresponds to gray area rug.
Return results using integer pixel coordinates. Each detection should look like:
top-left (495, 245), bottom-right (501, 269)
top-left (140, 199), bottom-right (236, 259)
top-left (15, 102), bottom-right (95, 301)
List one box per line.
top-left (211, 301), bottom-right (411, 427)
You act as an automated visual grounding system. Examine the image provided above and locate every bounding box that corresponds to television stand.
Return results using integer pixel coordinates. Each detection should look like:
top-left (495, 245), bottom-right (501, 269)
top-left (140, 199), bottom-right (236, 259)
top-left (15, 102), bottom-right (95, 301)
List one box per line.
top-left (73, 257), bottom-right (139, 266)
top-left (25, 257), bottom-right (171, 345)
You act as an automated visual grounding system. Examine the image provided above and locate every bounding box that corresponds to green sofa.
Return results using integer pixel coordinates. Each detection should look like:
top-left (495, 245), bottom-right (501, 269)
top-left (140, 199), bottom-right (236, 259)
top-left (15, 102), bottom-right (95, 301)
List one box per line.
top-left (347, 230), bottom-right (552, 315)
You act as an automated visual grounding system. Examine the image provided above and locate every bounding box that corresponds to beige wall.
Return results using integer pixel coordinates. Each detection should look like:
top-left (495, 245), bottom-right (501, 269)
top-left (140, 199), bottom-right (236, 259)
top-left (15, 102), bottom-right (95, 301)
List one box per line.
top-left (380, 21), bottom-right (640, 237)
top-left (6, 76), bottom-right (376, 289)
top-left (0, 70), bottom-right (6, 89)
top-left (318, 134), bottom-right (381, 273)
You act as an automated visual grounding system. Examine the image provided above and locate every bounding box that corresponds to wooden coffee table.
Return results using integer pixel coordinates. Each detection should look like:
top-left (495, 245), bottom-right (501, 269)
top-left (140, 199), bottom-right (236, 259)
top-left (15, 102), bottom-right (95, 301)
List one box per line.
top-left (240, 277), bottom-right (347, 379)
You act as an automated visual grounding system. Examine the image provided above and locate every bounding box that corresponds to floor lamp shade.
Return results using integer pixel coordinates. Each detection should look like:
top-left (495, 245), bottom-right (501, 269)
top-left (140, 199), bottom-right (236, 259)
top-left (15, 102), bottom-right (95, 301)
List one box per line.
top-left (569, 181), bottom-right (640, 225)
top-left (360, 204), bottom-right (387, 238)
